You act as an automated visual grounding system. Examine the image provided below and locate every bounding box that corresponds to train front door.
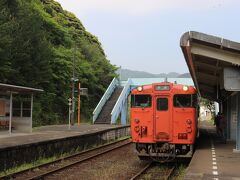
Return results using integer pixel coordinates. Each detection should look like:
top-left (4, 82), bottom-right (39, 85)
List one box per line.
top-left (154, 96), bottom-right (171, 141)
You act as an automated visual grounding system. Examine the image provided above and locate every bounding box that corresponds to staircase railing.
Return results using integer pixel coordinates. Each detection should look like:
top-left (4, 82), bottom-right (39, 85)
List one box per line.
top-left (92, 78), bottom-right (119, 123)
top-left (111, 79), bottom-right (132, 124)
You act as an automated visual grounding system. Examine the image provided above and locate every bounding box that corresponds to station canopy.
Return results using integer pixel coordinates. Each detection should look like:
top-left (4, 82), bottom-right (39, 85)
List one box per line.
top-left (0, 83), bottom-right (43, 94)
top-left (180, 31), bottom-right (240, 101)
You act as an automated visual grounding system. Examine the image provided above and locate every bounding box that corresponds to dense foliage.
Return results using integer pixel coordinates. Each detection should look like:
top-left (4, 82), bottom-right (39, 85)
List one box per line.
top-left (199, 97), bottom-right (215, 115)
top-left (0, 0), bottom-right (117, 126)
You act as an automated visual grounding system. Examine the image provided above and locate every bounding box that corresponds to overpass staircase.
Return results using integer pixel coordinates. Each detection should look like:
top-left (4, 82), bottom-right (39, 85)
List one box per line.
top-left (93, 78), bottom-right (132, 125)
top-left (94, 87), bottom-right (123, 124)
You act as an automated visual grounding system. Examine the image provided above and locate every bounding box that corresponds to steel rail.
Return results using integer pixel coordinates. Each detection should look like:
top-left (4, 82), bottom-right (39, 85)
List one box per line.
top-left (129, 162), bottom-right (153, 180)
top-left (129, 163), bottom-right (175, 180)
top-left (29, 140), bottom-right (131, 180)
top-left (164, 166), bottom-right (176, 180)
top-left (1, 138), bottom-right (130, 179)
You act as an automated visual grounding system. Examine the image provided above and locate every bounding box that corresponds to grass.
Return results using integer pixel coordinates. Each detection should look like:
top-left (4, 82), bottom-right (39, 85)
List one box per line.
top-left (139, 163), bottom-right (188, 180)
top-left (0, 155), bottom-right (60, 177)
top-left (0, 136), bottom-right (131, 177)
top-left (174, 164), bottom-right (188, 180)
top-left (118, 135), bottom-right (131, 141)
top-left (32, 126), bottom-right (41, 131)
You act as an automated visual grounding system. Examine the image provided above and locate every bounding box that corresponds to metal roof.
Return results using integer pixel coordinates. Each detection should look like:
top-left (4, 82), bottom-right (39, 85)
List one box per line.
top-left (0, 83), bottom-right (43, 94)
top-left (180, 31), bottom-right (240, 101)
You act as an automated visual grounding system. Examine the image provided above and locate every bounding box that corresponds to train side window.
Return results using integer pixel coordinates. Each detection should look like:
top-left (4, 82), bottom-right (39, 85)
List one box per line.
top-left (174, 94), bottom-right (192, 108)
top-left (157, 98), bottom-right (168, 111)
top-left (131, 95), bottom-right (152, 108)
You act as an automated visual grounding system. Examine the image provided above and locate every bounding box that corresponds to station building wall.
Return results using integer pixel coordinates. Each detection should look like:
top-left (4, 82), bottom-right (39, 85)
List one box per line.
top-left (230, 95), bottom-right (237, 140)
top-left (0, 98), bottom-right (10, 117)
top-left (224, 93), bottom-right (240, 141)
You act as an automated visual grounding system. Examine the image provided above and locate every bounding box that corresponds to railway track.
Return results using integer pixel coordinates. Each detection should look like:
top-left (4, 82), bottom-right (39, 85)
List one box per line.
top-left (130, 162), bottom-right (176, 180)
top-left (130, 162), bottom-right (153, 180)
top-left (164, 166), bottom-right (175, 180)
top-left (1, 138), bottom-right (131, 180)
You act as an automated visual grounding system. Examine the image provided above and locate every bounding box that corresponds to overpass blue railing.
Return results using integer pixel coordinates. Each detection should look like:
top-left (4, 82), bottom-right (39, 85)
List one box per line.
top-left (93, 77), bottom-right (119, 123)
top-left (111, 79), bottom-right (133, 124)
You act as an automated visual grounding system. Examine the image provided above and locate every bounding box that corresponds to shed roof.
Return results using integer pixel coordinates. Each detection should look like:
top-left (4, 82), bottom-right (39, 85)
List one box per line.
top-left (0, 83), bottom-right (43, 94)
top-left (180, 31), bottom-right (240, 101)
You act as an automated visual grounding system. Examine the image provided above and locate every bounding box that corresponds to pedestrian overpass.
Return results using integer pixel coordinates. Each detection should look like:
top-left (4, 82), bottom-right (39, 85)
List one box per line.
top-left (92, 78), bottom-right (194, 125)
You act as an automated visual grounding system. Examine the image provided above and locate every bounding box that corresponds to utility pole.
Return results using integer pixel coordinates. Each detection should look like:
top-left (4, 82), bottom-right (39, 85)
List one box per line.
top-left (71, 44), bottom-right (77, 126)
top-left (78, 82), bottom-right (81, 127)
top-left (68, 98), bottom-right (72, 129)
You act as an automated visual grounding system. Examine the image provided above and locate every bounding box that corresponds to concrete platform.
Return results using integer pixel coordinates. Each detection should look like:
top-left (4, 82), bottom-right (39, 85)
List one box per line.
top-left (184, 125), bottom-right (240, 180)
top-left (0, 123), bottom-right (130, 171)
top-left (0, 123), bottom-right (122, 149)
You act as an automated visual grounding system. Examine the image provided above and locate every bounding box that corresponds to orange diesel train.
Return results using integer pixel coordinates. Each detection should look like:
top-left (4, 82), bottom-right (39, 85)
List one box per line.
top-left (131, 81), bottom-right (198, 161)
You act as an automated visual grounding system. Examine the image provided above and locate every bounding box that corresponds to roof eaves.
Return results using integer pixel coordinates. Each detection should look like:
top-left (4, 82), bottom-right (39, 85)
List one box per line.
top-left (0, 83), bottom-right (44, 93)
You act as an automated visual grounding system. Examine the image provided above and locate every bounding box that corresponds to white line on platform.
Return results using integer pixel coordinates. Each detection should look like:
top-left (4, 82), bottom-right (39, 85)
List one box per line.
top-left (211, 140), bottom-right (219, 178)
top-left (213, 166), bottom-right (218, 170)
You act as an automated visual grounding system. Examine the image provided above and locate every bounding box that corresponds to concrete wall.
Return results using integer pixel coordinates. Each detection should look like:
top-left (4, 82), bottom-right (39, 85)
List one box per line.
top-left (12, 117), bottom-right (31, 133)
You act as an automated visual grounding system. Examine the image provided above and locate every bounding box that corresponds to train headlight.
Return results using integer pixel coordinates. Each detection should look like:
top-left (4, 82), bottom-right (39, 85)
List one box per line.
top-left (183, 85), bottom-right (188, 91)
top-left (137, 86), bottom-right (143, 92)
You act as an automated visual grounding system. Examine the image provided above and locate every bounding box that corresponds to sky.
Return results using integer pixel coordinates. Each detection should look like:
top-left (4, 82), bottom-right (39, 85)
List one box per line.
top-left (55, 0), bottom-right (240, 74)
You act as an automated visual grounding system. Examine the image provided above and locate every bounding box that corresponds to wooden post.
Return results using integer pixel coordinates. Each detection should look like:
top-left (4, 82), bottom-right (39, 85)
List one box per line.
top-left (78, 82), bottom-right (81, 127)
top-left (9, 92), bottom-right (12, 134)
top-left (30, 93), bottom-right (33, 133)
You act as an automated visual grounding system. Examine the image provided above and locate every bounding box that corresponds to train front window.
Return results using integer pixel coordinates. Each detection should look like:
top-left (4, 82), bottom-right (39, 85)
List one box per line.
top-left (131, 95), bottom-right (152, 108)
top-left (157, 98), bottom-right (168, 111)
top-left (174, 94), bottom-right (194, 108)
top-left (192, 94), bottom-right (198, 108)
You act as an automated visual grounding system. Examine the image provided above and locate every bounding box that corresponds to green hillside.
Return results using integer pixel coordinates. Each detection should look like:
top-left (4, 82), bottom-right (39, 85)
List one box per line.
top-left (0, 0), bottom-right (117, 125)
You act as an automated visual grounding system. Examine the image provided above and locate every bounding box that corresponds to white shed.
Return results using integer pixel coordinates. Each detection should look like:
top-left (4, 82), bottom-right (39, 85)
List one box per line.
top-left (0, 83), bottom-right (43, 134)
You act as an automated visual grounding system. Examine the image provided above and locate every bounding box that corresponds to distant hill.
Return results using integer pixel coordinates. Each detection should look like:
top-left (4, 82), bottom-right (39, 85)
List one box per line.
top-left (117, 69), bottom-right (191, 80)
top-left (177, 73), bottom-right (191, 78)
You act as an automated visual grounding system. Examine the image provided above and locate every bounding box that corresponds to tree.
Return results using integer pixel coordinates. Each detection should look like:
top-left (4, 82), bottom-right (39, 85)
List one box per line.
top-left (199, 97), bottom-right (216, 116)
top-left (0, 0), bottom-right (117, 125)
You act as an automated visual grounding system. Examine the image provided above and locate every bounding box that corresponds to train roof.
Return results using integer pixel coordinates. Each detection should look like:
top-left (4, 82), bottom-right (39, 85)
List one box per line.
top-left (131, 81), bottom-right (196, 94)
